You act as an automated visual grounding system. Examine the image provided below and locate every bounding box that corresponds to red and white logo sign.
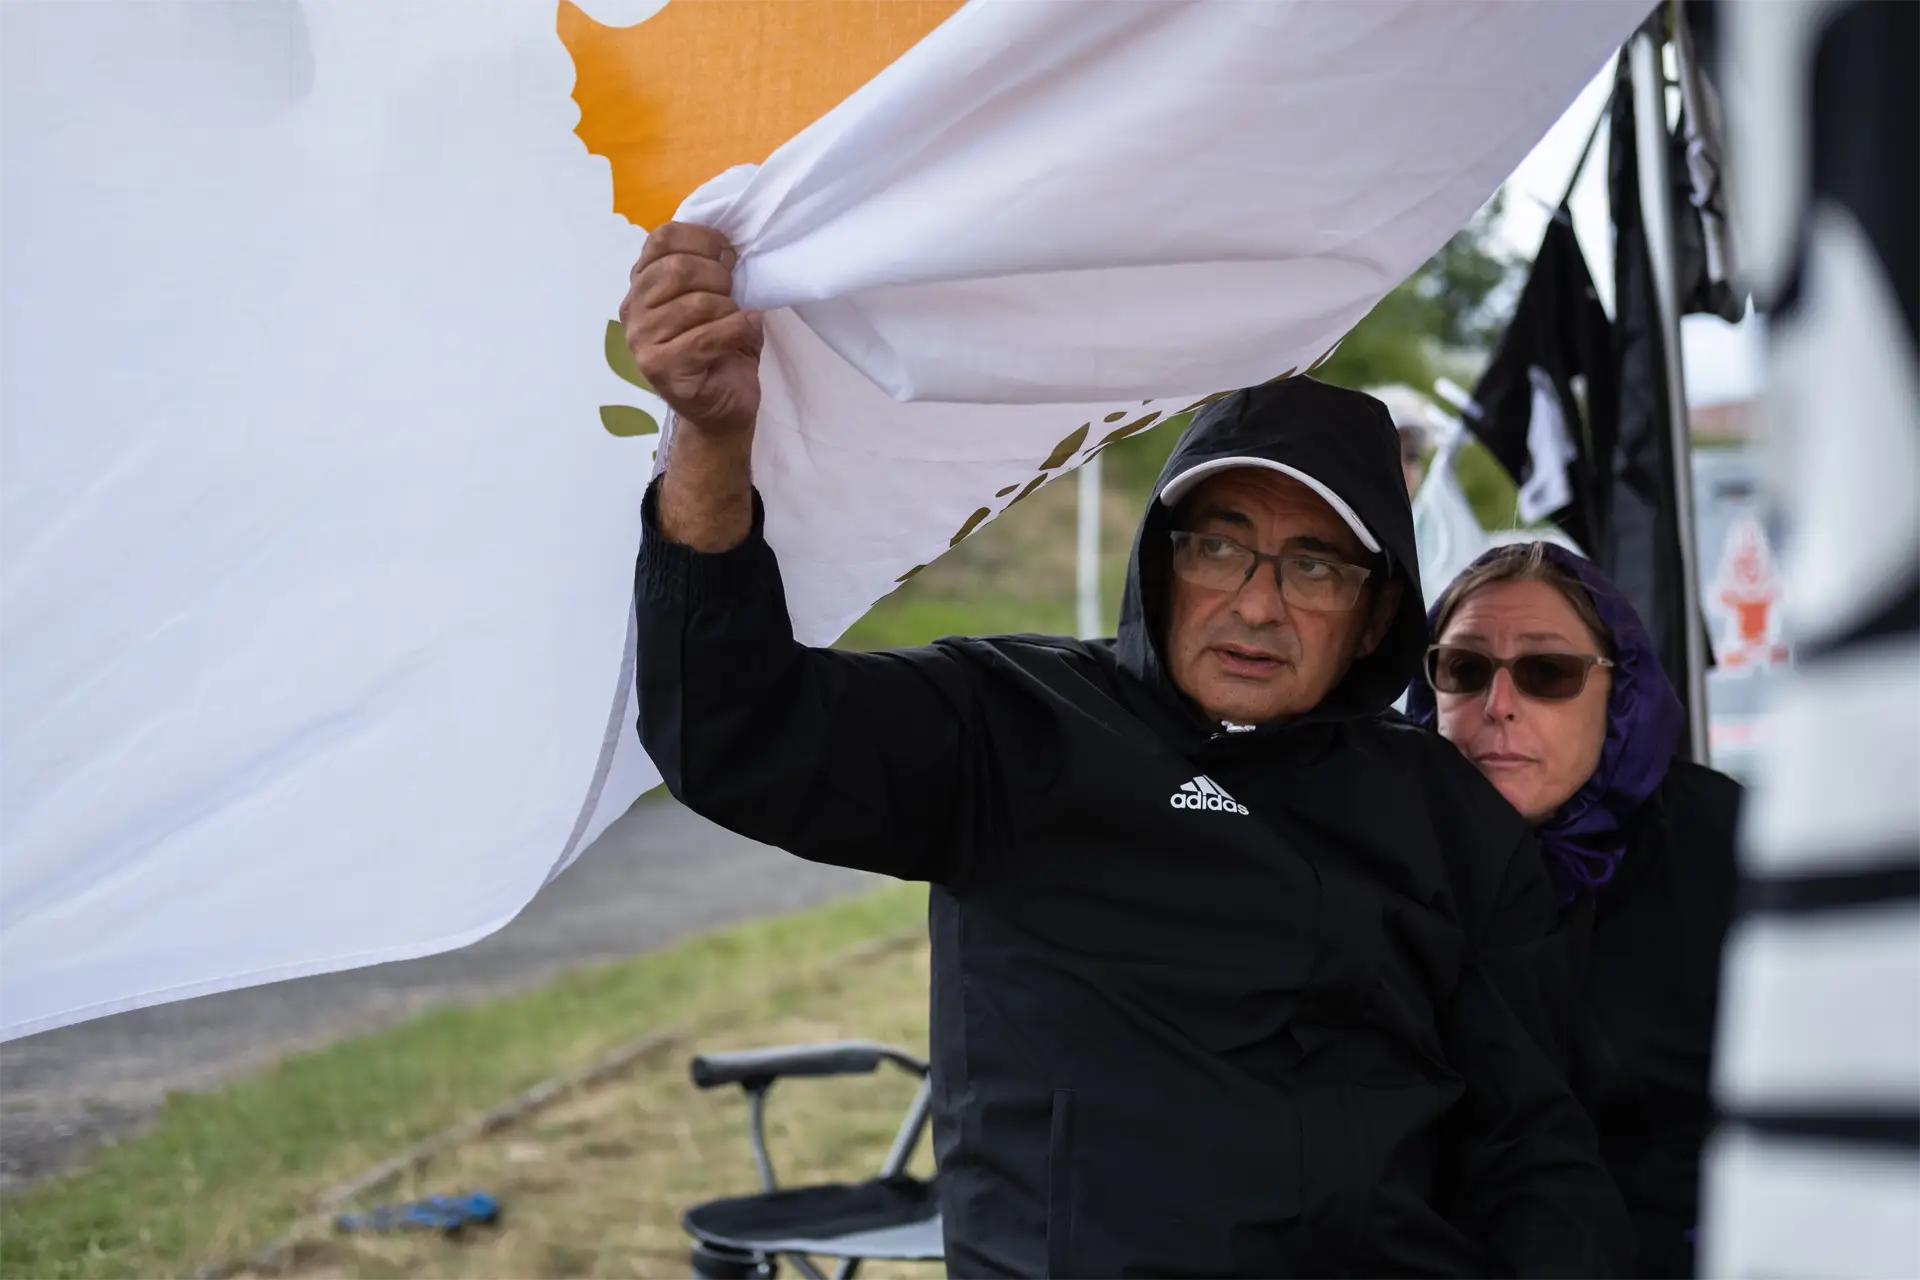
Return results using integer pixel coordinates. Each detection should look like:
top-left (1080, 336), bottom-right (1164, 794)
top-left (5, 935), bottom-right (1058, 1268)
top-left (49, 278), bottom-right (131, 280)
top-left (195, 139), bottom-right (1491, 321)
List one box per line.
top-left (1710, 517), bottom-right (1791, 673)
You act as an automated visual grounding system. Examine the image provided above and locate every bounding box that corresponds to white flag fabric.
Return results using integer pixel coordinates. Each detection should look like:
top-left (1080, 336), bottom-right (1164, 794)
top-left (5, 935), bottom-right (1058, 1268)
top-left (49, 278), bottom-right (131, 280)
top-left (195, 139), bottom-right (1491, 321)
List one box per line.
top-left (1515, 367), bottom-right (1580, 525)
top-left (1412, 434), bottom-right (1500, 611)
top-left (0, 0), bottom-right (1640, 1039)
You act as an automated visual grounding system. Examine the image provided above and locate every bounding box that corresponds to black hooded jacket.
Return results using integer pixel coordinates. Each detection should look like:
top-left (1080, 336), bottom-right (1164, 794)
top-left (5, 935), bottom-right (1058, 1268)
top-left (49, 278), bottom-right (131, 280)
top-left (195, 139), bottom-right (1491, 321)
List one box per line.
top-left (634, 378), bottom-right (1633, 1277)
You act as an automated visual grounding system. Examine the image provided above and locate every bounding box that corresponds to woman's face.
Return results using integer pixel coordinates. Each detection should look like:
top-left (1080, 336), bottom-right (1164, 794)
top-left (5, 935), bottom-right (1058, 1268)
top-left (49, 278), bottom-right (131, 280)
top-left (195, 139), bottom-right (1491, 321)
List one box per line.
top-left (1435, 577), bottom-right (1612, 823)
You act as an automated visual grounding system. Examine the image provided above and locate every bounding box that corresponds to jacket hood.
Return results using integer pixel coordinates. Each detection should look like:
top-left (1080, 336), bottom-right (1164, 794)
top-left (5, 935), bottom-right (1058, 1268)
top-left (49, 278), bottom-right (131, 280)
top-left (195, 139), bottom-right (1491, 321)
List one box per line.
top-left (1115, 376), bottom-right (1427, 725)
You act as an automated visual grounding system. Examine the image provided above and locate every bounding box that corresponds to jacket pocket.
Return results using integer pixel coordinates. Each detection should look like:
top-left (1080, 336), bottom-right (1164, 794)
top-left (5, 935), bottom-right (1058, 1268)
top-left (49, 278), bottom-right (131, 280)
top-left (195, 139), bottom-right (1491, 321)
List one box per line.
top-left (1046, 1087), bottom-right (1077, 1278)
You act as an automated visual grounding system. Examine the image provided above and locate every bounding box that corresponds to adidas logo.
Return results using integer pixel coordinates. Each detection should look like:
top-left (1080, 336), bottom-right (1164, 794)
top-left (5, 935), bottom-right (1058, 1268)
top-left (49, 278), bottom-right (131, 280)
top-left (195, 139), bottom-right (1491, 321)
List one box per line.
top-left (1168, 774), bottom-right (1250, 815)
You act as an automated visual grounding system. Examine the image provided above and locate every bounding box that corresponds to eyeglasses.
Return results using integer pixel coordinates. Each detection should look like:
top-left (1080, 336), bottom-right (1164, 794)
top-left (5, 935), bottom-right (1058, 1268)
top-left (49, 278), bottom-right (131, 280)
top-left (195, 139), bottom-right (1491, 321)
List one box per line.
top-left (1424, 645), bottom-right (1614, 701)
top-left (1168, 531), bottom-right (1373, 612)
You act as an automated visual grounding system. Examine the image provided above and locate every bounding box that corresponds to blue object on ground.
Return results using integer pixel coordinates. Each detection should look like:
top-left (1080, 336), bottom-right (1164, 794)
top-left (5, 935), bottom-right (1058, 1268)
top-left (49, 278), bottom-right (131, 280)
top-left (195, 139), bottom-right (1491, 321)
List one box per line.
top-left (335, 1192), bottom-right (501, 1235)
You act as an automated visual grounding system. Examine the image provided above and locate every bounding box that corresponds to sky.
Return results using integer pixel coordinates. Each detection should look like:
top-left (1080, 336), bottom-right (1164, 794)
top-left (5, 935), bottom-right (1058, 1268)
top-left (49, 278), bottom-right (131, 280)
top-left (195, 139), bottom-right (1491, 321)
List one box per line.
top-left (1494, 55), bottom-right (1765, 408)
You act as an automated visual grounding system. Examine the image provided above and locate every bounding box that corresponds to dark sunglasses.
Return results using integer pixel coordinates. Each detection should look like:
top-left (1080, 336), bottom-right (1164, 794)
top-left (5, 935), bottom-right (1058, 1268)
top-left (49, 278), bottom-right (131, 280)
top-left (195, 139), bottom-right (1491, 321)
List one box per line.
top-left (1424, 645), bottom-right (1614, 701)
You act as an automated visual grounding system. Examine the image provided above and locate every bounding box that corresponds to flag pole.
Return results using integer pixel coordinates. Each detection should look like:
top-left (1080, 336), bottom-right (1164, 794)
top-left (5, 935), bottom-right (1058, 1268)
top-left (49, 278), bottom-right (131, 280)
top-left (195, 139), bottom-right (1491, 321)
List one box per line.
top-left (1629, 24), bottom-right (1710, 763)
top-left (1076, 454), bottom-right (1103, 638)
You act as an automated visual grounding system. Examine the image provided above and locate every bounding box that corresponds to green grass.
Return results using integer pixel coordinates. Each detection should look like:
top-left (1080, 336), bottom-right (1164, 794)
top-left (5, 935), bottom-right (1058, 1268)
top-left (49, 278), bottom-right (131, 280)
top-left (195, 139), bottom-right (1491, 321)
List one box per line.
top-left (835, 429), bottom-right (1171, 653)
top-left (0, 883), bottom-right (929, 1280)
top-left (838, 595), bottom-right (1075, 651)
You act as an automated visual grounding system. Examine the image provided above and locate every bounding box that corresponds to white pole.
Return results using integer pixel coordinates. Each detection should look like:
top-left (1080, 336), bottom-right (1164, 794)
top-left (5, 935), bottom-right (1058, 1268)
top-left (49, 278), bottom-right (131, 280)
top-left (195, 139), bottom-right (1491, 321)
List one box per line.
top-left (1076, 454), bottom-right (1103, 639)
top-left (1630, 27), bottom-right (1711, 765)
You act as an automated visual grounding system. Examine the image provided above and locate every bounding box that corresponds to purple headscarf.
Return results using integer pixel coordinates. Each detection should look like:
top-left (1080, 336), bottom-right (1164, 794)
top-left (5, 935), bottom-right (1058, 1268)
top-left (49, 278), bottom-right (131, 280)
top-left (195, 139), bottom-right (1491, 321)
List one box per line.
top-left (1405, 543), bottom-right (1685, 905)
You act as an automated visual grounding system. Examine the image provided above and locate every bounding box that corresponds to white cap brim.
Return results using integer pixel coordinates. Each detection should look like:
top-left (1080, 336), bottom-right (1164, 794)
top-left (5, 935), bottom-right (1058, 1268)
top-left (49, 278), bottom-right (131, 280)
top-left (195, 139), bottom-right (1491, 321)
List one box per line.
top-left (1158, 457), bottom-right (1381, 554)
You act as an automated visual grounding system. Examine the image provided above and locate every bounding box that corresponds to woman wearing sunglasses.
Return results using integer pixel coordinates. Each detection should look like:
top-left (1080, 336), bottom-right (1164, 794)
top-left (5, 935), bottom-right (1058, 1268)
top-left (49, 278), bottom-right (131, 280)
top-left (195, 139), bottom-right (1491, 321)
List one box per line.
top-left (1404, 540), bottom-right (1743, 1279)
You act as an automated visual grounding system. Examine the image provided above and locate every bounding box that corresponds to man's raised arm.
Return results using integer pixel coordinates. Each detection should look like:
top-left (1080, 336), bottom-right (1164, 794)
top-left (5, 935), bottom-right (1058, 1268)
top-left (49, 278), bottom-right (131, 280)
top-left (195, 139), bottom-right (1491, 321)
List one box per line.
top-left (622, 224), bottom-right (988, 884)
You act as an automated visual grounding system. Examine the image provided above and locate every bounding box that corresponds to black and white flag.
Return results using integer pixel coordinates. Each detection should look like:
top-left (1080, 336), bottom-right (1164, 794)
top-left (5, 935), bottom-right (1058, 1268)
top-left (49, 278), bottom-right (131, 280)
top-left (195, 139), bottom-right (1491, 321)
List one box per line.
top-left (1461, 214), bottom-right (1615, 556)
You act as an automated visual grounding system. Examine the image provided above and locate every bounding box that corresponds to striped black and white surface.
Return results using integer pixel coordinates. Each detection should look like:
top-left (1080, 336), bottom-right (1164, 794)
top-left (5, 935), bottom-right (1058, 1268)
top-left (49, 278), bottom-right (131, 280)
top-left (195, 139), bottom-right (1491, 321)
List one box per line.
top-left (1703, 1), bottom-right (1920, 1274)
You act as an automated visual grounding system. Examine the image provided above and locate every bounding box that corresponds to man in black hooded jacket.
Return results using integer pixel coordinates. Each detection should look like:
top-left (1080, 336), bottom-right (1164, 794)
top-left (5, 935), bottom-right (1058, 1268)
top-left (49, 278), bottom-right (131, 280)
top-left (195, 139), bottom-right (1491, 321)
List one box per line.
top-left (622, 224), bottom-right (1633, 1278)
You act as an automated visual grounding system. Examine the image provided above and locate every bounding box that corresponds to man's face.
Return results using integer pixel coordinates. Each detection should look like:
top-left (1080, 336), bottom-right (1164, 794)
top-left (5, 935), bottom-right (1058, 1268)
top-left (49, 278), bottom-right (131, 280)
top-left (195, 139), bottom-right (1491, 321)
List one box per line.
top-left (1164, 469), bottom-right (1401, 725)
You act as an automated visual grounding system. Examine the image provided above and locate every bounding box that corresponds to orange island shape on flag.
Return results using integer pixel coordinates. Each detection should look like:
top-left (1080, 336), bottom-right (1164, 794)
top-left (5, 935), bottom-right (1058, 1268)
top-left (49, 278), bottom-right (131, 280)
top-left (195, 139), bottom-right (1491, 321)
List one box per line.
top-left (557, 0), bottom-right (965, 232)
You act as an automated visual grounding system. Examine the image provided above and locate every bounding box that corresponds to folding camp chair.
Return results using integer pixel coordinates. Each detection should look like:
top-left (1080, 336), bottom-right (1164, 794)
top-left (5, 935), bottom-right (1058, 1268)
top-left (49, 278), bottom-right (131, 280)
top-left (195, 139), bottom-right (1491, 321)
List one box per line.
top-left (682, 1041), bottom-right (943, 1280)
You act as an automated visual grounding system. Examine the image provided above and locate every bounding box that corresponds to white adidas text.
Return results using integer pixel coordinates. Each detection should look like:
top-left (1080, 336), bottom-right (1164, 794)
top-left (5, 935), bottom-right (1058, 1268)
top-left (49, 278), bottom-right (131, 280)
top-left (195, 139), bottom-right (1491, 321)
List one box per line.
top-left (1169, 774), bottom-right (1249, 815)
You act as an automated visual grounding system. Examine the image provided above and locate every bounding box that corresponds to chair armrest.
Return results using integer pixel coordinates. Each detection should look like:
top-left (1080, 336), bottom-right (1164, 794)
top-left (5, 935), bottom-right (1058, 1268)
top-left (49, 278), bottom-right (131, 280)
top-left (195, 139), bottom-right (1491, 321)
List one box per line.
top-left (689, 1040), bottom-right (929, 1090)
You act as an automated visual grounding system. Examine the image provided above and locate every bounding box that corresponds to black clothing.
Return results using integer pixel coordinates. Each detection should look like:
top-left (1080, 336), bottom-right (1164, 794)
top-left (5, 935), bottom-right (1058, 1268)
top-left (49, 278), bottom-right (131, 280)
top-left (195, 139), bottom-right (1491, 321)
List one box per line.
top-left (1570, 759), bottom-right (1743, 1278)
top-left (635, 378), bottom-right (1632, 1277)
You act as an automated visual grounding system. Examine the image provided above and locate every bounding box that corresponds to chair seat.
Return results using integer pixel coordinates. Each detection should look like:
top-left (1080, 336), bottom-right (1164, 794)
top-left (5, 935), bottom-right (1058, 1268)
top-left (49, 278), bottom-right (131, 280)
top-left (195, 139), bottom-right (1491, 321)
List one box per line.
top-left (682, 1175), bottom-right (943, 1261)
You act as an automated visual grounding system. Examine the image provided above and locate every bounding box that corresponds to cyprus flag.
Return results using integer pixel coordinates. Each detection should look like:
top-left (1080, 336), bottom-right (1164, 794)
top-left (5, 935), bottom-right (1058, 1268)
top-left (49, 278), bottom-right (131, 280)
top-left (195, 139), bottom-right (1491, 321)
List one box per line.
top-left (0, 0), bottom-right (1641, 1039)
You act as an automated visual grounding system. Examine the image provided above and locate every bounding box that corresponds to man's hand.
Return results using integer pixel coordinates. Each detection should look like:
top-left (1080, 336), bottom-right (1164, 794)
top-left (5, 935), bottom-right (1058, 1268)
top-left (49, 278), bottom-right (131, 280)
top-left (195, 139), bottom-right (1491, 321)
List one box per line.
top-left (620, 222), bottom-right (764, 436)
top-left (622, 223), bottom-right (764, 552)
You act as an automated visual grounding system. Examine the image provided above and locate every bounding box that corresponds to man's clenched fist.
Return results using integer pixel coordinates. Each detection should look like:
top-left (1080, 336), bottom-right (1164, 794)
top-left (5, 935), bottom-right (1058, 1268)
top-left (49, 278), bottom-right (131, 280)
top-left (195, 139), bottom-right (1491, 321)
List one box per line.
top-left (619, 222), bottom-right (764, 437)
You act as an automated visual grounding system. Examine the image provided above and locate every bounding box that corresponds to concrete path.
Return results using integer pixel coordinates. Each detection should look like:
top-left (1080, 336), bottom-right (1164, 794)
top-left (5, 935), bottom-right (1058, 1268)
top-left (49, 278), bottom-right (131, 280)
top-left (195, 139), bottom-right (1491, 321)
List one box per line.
top-left (0, 794), bottom-right (880, 1191)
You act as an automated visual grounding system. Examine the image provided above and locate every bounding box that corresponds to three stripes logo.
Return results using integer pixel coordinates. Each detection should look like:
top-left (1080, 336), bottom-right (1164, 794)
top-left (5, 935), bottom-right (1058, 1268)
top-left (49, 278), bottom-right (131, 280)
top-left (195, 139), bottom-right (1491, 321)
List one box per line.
top-left (1168, 774), bottom-right (1249, 815)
